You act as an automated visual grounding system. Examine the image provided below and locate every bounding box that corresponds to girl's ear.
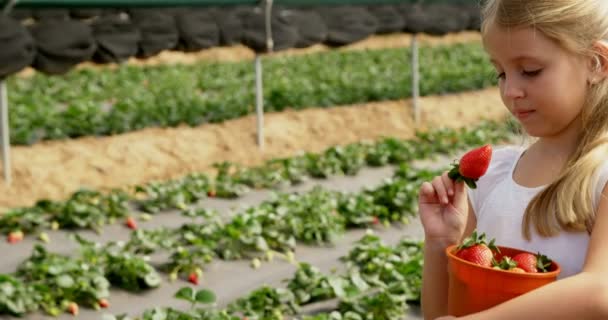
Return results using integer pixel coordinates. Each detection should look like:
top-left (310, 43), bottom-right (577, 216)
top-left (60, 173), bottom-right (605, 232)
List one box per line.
top-left (588, 41), bottom-right (608, 84)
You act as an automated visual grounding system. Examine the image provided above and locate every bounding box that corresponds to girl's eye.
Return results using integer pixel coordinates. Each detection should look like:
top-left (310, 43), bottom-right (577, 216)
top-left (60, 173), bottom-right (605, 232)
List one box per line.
top-left (496, 72), bottom-right (506, 80)
top-left (523, 69), bottom-right (542, 77)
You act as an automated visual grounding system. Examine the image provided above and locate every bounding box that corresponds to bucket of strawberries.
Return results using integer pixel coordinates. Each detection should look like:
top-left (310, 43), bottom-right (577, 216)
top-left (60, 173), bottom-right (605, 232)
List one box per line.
top-left (445, 231), bottom-right (561, 316)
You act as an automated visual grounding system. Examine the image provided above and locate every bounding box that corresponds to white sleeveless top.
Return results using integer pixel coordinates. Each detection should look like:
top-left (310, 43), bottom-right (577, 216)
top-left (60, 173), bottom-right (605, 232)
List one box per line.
top-left (467, 145), bottom-right (608, 279)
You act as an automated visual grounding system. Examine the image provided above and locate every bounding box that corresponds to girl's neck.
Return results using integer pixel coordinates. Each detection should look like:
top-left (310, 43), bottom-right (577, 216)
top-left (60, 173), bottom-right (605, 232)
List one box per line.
top-left (529, 116), bottom-right (582, 159)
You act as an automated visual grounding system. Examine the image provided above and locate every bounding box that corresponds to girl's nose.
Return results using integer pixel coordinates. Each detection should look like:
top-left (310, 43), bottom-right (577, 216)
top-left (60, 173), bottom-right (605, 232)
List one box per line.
top-left (502, 78), bottom-right (525, 99)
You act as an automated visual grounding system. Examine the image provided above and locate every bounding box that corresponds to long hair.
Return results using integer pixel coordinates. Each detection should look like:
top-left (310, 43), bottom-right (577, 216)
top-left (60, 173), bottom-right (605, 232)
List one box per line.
top-left (481, 0), bottom-right (608, 239)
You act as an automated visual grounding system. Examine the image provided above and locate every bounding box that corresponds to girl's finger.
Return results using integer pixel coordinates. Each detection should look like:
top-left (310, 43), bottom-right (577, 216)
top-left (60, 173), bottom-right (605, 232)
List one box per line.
top-left (431, 175), bottom-right (449, 205)
top-left (419, 181), bottom-right (438, 203)
top-left (441, 171), bottom-right (454, 196)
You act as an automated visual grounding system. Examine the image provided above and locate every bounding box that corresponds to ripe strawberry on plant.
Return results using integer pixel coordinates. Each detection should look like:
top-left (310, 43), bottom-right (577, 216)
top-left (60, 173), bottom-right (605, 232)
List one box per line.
top-left (7, 230), bottom-right (24, 244)
top-left (512, 252), bottom-right (552, 273)
top-left (67, 302), bottom-right (79, 316)
top-left (448, 144), bottom-right (493, 189)
top-left (455, 231), bottom-right (499, 267)
top-left (188, 268), bottom-right (202, 285)
top-left (98, 298), bottom-right (110, 308)
top-left (125, 217), bottom-right (137, 230)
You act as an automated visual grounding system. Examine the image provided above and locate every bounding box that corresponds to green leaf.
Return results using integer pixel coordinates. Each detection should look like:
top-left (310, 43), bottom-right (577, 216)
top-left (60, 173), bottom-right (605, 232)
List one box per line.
top-left (56, 275), bottom-right (74, 288)
top-left (144, 272), bottom-right (161, 288)
top-left (195, 289), bottom-right (216, 304)
top-left (174, 287), bottom-right (195, 302)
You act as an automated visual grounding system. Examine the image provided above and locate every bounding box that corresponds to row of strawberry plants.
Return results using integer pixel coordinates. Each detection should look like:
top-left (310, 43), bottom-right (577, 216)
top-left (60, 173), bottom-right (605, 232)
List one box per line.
top-left (107, 233), bottom-right (423, 320)
top-left (0, 165), bottom-right (429, 317)
top-left (8, 42), bottom-right (495, 145)
top-left (0, 120), bottom-right (514, 240)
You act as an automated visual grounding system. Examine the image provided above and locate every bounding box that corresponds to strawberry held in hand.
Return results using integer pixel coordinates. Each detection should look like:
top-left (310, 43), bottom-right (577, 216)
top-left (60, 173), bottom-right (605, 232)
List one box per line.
top-left (448, 144), bottom-right (492, 189)
top-left (455, 231), bottom-right (499, 268)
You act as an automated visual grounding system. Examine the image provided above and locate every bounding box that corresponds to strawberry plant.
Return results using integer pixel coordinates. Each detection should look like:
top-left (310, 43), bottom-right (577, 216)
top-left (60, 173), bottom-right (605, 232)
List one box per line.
top-left (227, 286), bottom-right (299, 320)
top-left (16, 245), bottom-right (110, 315)
top-left (285, 263), bottom-right (336, 305)
top-left (164, 246), bottom-right (215, 282)
top-left (135, 173), bottom-right (210, 213)
top-left (337, 282), bottom-right (411, 320)
top-left (35, 189), bottom-right (130, 233)
top-left (125, 228), bottom-right (178, 255)
top-left (273, 187), bottom-right (345, 245)
top-left (305, 152), bottom-right (345, 179)
top-left (0, 274), bottom-right (38, 316)
top-left (338, 193), bottom-right (388, 227)
top-left (103, 249), bottom-right (162, 292)
top-left (0, 207), bottom-right (49, 235)
top-left (75, 236), bottom-right (162, 292)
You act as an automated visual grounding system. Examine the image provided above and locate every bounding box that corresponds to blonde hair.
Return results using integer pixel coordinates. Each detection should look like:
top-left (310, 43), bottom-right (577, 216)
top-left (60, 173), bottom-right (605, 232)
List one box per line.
top-left (481, 0), bottom-right (608, 239)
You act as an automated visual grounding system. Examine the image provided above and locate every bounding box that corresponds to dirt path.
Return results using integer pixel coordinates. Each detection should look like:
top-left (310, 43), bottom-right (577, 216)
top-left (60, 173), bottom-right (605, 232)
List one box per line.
top-left (1, 87), bottom-right (507, 210)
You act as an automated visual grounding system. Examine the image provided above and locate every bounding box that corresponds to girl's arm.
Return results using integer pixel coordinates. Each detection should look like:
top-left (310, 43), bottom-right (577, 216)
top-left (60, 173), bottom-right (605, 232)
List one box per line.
top-left (452, 184), bottom-right (608, 320)
top-left (422, 202), bottom-right (477, 320)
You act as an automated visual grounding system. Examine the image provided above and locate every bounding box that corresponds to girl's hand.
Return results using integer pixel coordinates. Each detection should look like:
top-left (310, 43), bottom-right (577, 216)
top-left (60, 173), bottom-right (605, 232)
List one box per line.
top-left (418, 171), bottom-right (469, 244)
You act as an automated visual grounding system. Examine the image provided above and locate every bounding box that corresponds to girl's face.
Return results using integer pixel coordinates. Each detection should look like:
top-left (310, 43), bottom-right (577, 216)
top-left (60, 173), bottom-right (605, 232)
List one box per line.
top-left (483, 23), bottom-right (593, 138)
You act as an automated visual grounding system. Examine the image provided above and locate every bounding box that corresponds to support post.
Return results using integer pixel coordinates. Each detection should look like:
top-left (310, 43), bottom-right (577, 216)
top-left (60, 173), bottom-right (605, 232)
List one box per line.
top-left (254, 0), bottom-right (273, 150)
top-left (0, 80), bottom-right (11, 184)
top-left (411, 34), bottom-right (420, 124)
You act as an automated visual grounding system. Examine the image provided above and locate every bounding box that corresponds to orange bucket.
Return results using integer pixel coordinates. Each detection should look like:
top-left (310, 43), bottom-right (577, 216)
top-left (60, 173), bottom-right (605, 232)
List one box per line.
top-left (445, 244), bottom-right (561, 316)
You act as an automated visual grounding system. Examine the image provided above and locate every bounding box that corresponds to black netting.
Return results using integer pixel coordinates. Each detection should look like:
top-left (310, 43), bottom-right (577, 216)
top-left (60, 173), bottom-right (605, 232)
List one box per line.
top-left (401, 4), bottom-right (470, 35)
top-left (91, 14), bottom-right (140, 64)
top-left (0, 16), bottom-right (36, 78)
top-left (32, 9), bottom-right (70, 21)
top-left (283, 8), bottom-right (326, 48)
top-left (241, 7), bottom-right (299, 53)
top-left (318, 6), bottom-right (379, 46)
top-left (367, 5), bottom-right (405, 34)
top-left (174, 8), bottom-right (220, 52)
top-left (30, 20), bottom-right (96, 75)
top-left (129, 9), bottom-right (179, 58)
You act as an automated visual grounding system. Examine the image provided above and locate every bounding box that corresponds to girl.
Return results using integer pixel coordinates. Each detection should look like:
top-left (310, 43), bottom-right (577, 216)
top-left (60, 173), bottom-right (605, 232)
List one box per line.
top-left (419, 1), bottom-right (608, 319)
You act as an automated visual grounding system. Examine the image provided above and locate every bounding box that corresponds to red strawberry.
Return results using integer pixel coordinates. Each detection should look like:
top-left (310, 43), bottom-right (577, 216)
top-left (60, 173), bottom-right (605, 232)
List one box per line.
top-left (98, 298), bottom-right (109, 308)
top-left (188, 272), bottom-right (199, 285)
top-left (448, 144), bottom-right (492, 189)
top-left (67, 302), bottom-right (79, 316)
top-left (126, 217), bottom-right (137, 230)
top-left (512, 252), bottom-right (552, 273)
top-left (188, 268), bottom-right (202, 285)
top-left (372, 216), bottom-right (380, 225)
top-left (7, 230), bottom-right (24, 244)
top-left (455, 231), bottom-right (499, 267)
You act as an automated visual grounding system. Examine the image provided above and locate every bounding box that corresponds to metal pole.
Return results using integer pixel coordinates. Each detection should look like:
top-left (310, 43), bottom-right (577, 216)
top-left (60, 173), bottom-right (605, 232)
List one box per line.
top-left (0, 80), bottom-right (11, 184)
top-left (411, 34), bottom-right (420, 124)
top-left (254, 0), bottom-right (273, 150)
top-left (255, 56), bottom-right (264, 149)
top-left (1, 1), bottom-right (17, 185)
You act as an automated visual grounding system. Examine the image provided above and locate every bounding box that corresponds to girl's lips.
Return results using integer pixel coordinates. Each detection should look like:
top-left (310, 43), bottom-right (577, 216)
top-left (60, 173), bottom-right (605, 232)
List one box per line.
top-left (515, 110), bottom-right (535, 120)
